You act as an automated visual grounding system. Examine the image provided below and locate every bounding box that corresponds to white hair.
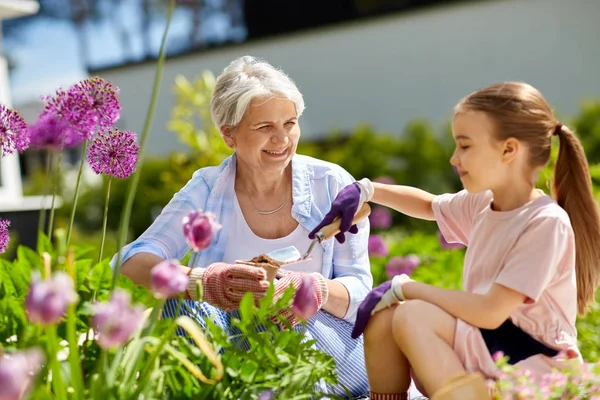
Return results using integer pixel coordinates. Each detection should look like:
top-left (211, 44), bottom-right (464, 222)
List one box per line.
top-left (210, 55), bottom-right (305, 131)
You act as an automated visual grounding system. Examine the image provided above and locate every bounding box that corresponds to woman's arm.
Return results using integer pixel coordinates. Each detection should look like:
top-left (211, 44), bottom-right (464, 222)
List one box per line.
top-left (401, 281), bottom-right (526, 330)
top-left (321, 280), bottom-right (351, 318)
top-left (370, 182), bottom-right (436, 221)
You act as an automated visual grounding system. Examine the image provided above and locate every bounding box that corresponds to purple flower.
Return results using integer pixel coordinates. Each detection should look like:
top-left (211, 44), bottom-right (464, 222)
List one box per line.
top-left (369, 206), bottom-right (393, 230)
top-left (150, 260), bottom-right (189, 299)
top-left (26, 271), bottom-right (78, 326)
top-left (182, 210), bottom-right (222, 252)
top-left (0, 104), bottom-right (29, 156)
top-left (0, 219), bottom-right (10, 254)
top-left (28, 111), bottom-right (82, 150)
top-left (257, 389), bottom-right (276, 400)
top-left (43, 77), bottom-right (121, 139)
top-left (373, 176), bottom-right (396, 185)
top-left (87, 129), bottom-right (139, 179)
top-left (92, 289), bottom-right (145, 349)
top-left (386, 255), bottom-right (420, 279)
top-left (368, 235), bottom-right (388, 257)
top-left (0, 348), bottom-right (44, 400)
top-left (438, 231), bottom-right (465, 250)
top-left (291, 275), bottom-right (319, 320)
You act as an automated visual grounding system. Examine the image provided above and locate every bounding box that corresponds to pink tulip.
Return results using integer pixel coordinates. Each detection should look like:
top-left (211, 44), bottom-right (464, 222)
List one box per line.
top-left (182, 210), bottom-right (222, 252)
top-left (291, 275), bottom-right (319, 321)
top-left (92, 289), bottom-right (145, 349)
top-left (0, 348), bottom-right (44, 400)
top-left (26, 271), bottom-right (78, 326)
top-left (150, 260), bottom-right (189, 298)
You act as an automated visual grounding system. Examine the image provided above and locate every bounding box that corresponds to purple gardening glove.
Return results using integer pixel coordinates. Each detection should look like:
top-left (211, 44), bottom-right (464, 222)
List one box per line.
top-left (309, 183), bottom-right (362, 244)
top-left (351, 274), bottom-right (410, 339)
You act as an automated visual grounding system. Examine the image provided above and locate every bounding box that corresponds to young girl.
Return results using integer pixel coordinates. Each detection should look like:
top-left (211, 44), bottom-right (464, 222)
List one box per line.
top-left (309, 82), bottom-right (600, 399)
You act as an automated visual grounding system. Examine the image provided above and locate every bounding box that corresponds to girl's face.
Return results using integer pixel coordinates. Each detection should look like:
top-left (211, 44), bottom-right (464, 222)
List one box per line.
top-left (450, 110), bottom-right (520, 193)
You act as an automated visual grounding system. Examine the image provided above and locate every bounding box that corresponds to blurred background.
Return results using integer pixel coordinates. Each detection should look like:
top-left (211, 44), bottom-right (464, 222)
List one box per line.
top-left (1, 0), bottom-right (600, 359)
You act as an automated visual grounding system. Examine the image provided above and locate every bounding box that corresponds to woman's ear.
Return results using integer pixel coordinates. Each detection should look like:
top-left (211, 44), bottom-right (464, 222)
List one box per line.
top-left (221, 125), bottom-right (235, 148)
top-left (501, 137), bottom-right (520, 163)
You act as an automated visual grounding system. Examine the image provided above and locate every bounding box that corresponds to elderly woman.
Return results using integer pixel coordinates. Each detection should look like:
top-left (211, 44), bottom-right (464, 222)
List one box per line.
top-left (112, 56), bottom-right (372, 397)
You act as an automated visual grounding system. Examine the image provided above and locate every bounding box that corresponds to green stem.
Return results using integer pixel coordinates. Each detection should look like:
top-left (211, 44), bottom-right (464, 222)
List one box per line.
top-left (46, 325), bottom-right (68, 400)
top-left (66, 303), bottom-right (84, 398)
top-left (112, 0), bottom-right (176, 289)
top-left (66, 140), bottom-right (89, 248)
top-left (47, 149), bottom-right (63, 238)
top-left (98, 177), bottom-right (112, 263)
top-left (37, 151), bottom-right (53, 252)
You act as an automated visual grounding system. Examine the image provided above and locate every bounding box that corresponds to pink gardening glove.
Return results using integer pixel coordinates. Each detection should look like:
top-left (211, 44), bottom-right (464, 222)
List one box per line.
top-left (272, 269), bottom-right (329, 328)
top-left (186, 263), bottom-right (270, 311)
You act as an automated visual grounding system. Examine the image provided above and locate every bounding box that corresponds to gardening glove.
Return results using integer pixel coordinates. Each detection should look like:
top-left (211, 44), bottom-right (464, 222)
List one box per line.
top-left (308, 178), bottom-right (374, 244)
top-left (351, 274), bottom-right (412, 339)
top-left (186, 263), bottom-right (270, 311)
top-left (272, 269), bottom-right (329, 328)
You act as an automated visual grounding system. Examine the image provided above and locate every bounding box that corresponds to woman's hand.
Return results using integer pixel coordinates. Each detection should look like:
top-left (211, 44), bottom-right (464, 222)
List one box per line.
top-left (187, 263), bottom-right (270, 311)
top-left (308, 182), bottom-right (365, 243)
top-left (351, 274), bottom-right (413, 338)
top-left (272, 269), bottom-right (329, 327)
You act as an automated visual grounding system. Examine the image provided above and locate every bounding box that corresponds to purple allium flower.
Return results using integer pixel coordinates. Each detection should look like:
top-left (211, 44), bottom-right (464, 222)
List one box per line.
top-left (92, 289), bottom-right (145, 350)
top-left (87, 129), bottom-right (139, 179)
top-left (28, 111), bottom-right (82, 150)
top-left (385, 254), bottom-right (420, 279)
top-left (369, 206), bottom-right (393, 230)
top-left (182, 210), bottom-right (222, 252)
top-left (373, 176), bottom-right (396, 185)
top-left (438, 231), bottom-right (465, 250)
top-left (0, 219), bottom-right (10, 254)
top-left (150, 260), bottom-right (189, 299)
top-left (0, 104), bottom-right (29, 156)
top-left (0, 348), bottom-right (44, 400)
top-left (25, 271), bottom-right (78, 326)
top-left (257, 389), bottom-right (276, 400)
top-left (368, 235), bottom-right (388, 257)
top-left (291, 275), bottom-right (318, 321)
top-left (43, 77), bottom-right (121, 139)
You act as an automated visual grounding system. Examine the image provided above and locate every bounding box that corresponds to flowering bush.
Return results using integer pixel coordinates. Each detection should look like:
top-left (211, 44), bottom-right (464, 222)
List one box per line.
top-left (0, 1), bottom-right (339, 399)
top-left (489, 353), bottom-right (600, 399)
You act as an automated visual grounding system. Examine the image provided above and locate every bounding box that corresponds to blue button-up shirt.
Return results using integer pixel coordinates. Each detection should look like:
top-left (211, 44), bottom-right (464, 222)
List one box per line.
top-left (112, 153), bottom-right (372, 322)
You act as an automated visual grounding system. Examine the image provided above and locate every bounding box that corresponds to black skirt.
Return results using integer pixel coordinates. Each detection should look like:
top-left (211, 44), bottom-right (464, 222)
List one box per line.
top-left (479, 319), bottom-right (558, 365)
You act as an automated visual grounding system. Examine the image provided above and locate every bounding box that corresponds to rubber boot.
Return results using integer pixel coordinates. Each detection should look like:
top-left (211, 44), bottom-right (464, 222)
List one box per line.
top-left (430, 372), bottom-right (491, 400)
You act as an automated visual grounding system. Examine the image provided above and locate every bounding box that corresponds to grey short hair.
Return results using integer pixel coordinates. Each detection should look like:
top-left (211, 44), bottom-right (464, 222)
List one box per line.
top-left (210, 55), bottom-right (305, 130)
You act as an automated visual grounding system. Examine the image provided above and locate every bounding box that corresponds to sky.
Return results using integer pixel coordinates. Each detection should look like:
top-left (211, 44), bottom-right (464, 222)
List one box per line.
top-left (3, 0), bottom-right (245, 106)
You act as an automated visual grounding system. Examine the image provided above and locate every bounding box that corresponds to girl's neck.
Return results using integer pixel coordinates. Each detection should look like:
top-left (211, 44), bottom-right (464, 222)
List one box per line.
top-left (491, 183), bottom-right (542, 212)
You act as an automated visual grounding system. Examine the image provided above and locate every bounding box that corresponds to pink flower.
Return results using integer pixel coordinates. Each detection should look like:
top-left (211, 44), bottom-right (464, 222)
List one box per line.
top-left (0, 348), bottom-right (44, 400)
top-left (368, 235), bottom-right (388, 257)
top-left (291, 275), bottom-right (319, 320)
top-left (182, 210), bottom-right (222, 252)
top-left (28, 111), bottom-right (82, 150)
top-left (87, 129), bottom-right (139, 179)
top-left (150, 260), bottom-right (189, 299)
top-left (92, 289), bottom-right (145, 350)
top-left (0, 104), bottom-right (29, 156)
top-left (26, 271), bottom-right (78, 326)
top-left (0, 219), bottom-right (10, 254)
top-left (438, 231), bottom-right (465, 250)
top-left (369, 207), bottom-right (393, 230)
top-left (385, 255), bottom-right (420, 278)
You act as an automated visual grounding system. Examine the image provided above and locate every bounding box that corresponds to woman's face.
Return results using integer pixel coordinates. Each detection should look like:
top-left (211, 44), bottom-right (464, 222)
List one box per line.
top-left (224, 96), bottom-right (300, 174)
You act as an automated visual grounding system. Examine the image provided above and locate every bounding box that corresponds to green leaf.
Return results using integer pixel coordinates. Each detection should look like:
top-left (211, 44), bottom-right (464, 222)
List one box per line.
top-left (239, 292), bottom-right (255, 323)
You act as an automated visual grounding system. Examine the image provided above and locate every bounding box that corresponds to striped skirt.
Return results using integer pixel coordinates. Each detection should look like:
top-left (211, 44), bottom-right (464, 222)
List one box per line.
top-left (164, 299), bottom-right (370, 398)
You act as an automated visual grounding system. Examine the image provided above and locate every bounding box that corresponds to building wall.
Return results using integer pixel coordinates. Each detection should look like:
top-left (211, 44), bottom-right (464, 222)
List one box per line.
top-left (92, 0), bottom-right (600, 156)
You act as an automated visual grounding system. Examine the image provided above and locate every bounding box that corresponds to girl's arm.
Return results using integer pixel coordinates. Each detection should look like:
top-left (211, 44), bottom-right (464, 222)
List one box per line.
top-left (370, 182), bottom-right (436, 221)
top-left (401, 281), bottom-right (526, 330)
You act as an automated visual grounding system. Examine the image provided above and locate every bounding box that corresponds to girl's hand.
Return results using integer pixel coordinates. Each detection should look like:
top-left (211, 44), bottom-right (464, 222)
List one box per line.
top-left (351, 274), bottom-right (412, 339)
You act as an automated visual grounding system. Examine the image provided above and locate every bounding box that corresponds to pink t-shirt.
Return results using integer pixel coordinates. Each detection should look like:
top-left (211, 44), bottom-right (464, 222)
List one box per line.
top-left (432, 189), bottom-right (578, 354)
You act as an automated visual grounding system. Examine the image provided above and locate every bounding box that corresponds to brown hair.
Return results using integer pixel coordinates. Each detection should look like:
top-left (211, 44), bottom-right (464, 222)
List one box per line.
top-left (456, 82), bottom-right (600, 315)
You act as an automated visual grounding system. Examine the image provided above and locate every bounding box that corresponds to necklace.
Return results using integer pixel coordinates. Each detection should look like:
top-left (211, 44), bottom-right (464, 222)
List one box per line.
top-left (257, 200), bottom-right (287, 215)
